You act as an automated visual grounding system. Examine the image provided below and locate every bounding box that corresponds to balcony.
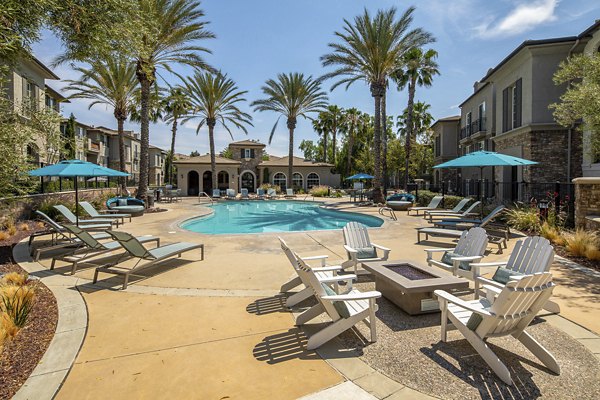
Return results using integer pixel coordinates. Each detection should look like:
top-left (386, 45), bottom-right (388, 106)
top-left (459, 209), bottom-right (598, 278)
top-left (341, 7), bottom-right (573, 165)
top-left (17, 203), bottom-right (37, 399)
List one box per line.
top-left (87, 139), bottom-right (101, 153)
top-left (460, 117), bottom-right (487, 141)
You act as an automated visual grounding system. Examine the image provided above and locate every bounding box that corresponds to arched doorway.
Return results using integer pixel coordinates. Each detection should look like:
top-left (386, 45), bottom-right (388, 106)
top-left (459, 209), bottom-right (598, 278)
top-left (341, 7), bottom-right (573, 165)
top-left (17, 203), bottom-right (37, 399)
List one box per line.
top-left (188, 171), bottom-right (199, 196)
top-left (217, 171), bottom-right (229, 190)
top-left (202, 171), bottom-right (213, 193)
top-left (240, 170), bottom-right (255, 192)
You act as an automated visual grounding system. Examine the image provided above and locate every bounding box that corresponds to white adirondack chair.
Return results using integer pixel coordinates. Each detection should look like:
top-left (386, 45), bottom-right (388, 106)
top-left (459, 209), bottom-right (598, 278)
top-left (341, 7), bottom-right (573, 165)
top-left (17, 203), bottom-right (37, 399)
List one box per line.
top-left (278, 237), bottom-right (356, 308)
top-left (342, 222), bottom-right (391, 274)
top-left (470, 236), bottom-right (559, 312)
top-left (434, 272), bottom-right (559, 385)
top-left (425, 227), bottom-right (488, 275)
top-left (295, 255), bottom-right (381, 350)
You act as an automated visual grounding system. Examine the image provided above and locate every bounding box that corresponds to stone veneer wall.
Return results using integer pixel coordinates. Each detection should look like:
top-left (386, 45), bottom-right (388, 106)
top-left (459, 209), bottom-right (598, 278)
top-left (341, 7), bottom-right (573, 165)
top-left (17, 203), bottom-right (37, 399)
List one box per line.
top-left (572, 177), bottom-right (600, 229)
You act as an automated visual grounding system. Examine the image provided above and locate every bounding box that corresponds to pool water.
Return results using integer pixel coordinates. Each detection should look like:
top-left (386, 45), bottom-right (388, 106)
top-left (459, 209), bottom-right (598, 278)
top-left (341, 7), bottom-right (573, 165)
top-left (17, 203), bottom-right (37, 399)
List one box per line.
top-left (181, 201), bottom-right (384, 234)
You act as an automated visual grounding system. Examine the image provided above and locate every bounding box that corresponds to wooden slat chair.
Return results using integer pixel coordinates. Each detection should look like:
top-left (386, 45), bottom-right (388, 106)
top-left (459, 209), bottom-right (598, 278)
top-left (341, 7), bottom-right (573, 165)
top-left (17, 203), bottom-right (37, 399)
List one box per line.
top-left (51, 224), bottom-right (160, 275)
top-left (279, 237), bottom-right (356, 308)
top-left (79, 201), bottom-right (131, 224)
top-left (407, 195), bottom-right (443, 216)
top-left (423, 198), bottom-right (471, 220)
top-left (425, 227), bottom-right (488, 276)
top-left (425, 201), bottom-right (481, 222)
top-left (342, 221), bottom-right (391, 274)
top-left (53, 204), bottom-right (118, 227)
top-left (295, 255), bottom-right (381, 350)
top-left (434, 272), bottom-right (559, 385)
top-left (471, 236), bottom-right (559, 312)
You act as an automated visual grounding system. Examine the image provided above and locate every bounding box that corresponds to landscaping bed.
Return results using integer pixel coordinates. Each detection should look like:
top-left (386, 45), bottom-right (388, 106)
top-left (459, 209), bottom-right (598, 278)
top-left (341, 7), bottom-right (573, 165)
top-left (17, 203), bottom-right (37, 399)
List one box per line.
top-left (0, 223), bottom-right (58, 399)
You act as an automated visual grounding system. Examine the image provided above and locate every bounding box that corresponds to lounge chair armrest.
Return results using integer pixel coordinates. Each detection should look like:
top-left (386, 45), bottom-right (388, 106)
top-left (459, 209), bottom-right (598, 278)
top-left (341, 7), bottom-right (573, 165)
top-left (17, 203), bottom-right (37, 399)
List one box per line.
top-left (476, 276), bottom-right (501, 287)
top-left (433, 290), bottom-right (493, 316)
top-left (372, 243), bottom-right (390, 252)
top-left (322, 291), bottom-right (381, 301)
top-left (343, 244), bottom-right (358, 254)
top-left (424, 247), bottom-right (454, 253)
top-left (312, 266), bottom-right (343, 272)
top-left (482, 284), bottom-right (502, 295)
top-left (470, 261), bottom-right (508, 268)
top-left (452, 255), bottom-right (484, 262)
top-left (318, 274), bottom-right (356, 284)
top-left (301, 255), bottom-right (329, 261)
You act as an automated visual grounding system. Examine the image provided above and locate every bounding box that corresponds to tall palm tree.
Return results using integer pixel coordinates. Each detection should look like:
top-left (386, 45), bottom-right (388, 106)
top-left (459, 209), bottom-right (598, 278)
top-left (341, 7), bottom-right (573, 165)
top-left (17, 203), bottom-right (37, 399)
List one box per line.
top-left (392, 47), bottom-right (439, 190)
top-left (324, 105), bottom-right (344, 164)
top-left (321, 6), bottom-right (433, 202)
top-left (341, 108), bottom-right (362, 177)
top-left (133, 0), bottom-right (214, 198)
top-left (162, 87), bottom-right (192, 184)
top-left (63, 58), bottom-right (138, 190)
top-left (312, 116), bottom-right (329, 162)
top-left (252, 73), bottom-right (328, 189)
top-left (182, 71), bottom-right (253, 191)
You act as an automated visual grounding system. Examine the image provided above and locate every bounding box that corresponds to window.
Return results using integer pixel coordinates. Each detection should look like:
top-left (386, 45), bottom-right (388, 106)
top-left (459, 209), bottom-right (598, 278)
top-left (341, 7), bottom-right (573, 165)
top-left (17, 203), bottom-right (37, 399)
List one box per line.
top-left (244, 148), bottom-right (252, 158)
top-left (502, 79), bottom-right (522, 132)
top-left (273, 172), bottom-right (287, 190)
top-left (478, 102), bottom-right (486, 131)
top-left (26, 81), bottom-right (37, 110)
top-left (307, 173), bottom-right (320, 188)
top-left (435, 136), bottom-right (441, 157)
top-left (292, 173), bottom-right (303, 189)
top-left (466, 112), bottom-right (472, 135)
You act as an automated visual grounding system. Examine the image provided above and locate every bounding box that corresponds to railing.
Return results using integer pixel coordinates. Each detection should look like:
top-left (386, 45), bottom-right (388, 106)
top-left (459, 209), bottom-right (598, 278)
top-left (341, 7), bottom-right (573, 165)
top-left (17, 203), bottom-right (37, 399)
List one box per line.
top-left (302, 194), bottom-right (315, 201)
top-left (460, 117), bottom-right (487, 140)
top-left (198, 191), bottom-right (214, 203)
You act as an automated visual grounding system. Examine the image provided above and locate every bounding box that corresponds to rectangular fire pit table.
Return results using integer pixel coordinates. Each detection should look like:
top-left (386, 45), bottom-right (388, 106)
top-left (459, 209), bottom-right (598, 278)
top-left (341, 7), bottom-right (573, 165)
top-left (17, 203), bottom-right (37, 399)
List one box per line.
top-left (361, 260), bottom-right (469, 315)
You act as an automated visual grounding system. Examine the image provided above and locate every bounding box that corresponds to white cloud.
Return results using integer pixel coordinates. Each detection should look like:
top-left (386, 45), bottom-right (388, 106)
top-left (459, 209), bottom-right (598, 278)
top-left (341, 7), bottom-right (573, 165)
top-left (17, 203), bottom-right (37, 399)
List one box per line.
top-left (475, 0), bottom-right (559, 38)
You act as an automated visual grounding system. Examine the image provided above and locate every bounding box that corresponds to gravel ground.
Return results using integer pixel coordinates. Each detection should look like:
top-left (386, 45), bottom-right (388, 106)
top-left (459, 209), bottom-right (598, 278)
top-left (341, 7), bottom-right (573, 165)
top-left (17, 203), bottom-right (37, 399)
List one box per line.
top-left (332, 280), bottom-right (600, 400)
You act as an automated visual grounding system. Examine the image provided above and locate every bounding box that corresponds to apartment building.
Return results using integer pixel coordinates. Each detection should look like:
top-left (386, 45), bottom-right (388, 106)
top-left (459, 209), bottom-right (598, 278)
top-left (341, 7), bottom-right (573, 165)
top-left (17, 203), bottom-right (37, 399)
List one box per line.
top-left (431, 116), bottom-right (461, 192)
top-left (149, 145), bottom-right (167, 186)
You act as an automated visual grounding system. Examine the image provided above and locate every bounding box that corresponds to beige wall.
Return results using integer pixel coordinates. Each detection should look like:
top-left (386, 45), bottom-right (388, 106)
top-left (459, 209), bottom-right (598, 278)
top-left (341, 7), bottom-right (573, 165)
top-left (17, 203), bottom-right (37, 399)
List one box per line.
top-left (259, 166), bottom-right (340, 190)
top-left (175, 164), bottom-right (240, 196)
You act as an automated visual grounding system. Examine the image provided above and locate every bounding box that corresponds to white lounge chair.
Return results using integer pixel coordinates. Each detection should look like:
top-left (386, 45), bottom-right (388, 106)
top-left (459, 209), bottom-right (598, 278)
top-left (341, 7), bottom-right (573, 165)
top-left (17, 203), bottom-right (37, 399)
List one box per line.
top-left (93, 231), bottom-right (204, 289)
top-left (434, 272), bottom-right (559, 385)
top-left (226, 189), bottom-right (237, 199)
top-left (285, 188), bottom-right (296, 198)
top-left (423, 198), bottom-right (471, 219)
top-left (279, 237), bottom-right (355, 308)
top-left (407, 195), bottom-right (443, 216)
top-left (417, 225), bottom-right (507, 254)
top-left (212, 189), bottom-right (221, 198)
top-left (51, 224), bottom-right (160, 275)
top-left (425, 227), bottom-right (488, 276)
top-left (342, 221), bottom-right (390, 274)
top-left (241, 188), bottom-right (249, 199)
top-left (433, 205), bottom-right (506, 229)
top-left (295, 255), bottom-right (381, 350)
top-left (425, 201), bottom-right (481, 222)
top-left (54, 204), bottom-right (118, 227)
top-left (257, 188), bottom-right (266, 199)
top-left (267, 188), bottom-right (277, 199)
top-left (79, 201), bottom-right (132, 224)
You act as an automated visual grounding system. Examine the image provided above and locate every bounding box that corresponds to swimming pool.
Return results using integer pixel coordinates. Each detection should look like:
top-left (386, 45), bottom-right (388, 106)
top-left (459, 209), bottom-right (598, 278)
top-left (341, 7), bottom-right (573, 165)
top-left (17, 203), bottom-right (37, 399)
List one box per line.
top-left (181, 201), bottom-right (384, 234)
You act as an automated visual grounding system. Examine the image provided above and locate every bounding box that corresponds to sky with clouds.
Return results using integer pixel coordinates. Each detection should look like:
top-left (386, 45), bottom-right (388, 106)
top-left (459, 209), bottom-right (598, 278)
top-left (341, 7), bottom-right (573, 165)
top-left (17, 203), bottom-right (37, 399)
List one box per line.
top-left (32, 0), bottom-right (600, 157)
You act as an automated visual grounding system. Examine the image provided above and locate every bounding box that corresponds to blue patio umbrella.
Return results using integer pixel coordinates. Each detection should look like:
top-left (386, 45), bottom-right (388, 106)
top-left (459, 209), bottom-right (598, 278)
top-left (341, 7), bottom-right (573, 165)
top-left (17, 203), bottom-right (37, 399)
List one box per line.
top-left (346, 173), bottom-right (375, 180)
top-left (29, 160), bottom-right (129, 225)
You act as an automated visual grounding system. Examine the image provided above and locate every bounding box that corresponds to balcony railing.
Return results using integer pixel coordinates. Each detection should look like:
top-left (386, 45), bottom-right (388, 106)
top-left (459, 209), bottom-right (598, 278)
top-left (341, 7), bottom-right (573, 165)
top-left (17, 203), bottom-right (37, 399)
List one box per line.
top-left (460, 117), bottom-right (487, 140)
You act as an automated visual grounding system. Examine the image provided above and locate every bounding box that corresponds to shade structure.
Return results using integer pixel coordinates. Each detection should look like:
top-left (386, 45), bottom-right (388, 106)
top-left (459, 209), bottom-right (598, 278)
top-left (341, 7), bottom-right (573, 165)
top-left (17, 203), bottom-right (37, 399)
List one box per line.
top-left (433, 151), bottom-right (537, 169)
top-left (346, 173), bottom-right (374, 180)
top-left (29, 160), bottom-right (129, 225)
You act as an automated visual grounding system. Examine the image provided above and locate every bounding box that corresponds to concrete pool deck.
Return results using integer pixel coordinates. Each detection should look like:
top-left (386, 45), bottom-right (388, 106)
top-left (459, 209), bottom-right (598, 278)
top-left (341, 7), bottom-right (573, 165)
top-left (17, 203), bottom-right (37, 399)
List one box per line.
top-left (16, 197), bottom-right (600, 399)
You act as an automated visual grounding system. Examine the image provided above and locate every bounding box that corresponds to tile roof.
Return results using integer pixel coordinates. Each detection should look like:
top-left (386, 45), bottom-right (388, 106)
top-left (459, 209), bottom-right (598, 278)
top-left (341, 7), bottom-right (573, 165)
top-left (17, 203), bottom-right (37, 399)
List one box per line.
top-left (259, 156), bottom-right (334, 167)
top-left (173, 154), bottom-right (241, 165)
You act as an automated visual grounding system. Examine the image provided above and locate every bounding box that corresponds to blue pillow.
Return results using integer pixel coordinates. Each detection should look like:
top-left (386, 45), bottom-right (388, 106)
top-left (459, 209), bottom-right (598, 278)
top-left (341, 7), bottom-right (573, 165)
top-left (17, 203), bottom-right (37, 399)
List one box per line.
top-left (441, 251), bottom-right (472, 271)
top-left (466, 313), bottom-right (483, 330)
top-left (117, 198), bottom-right (128, 207)
top-left (321, 283), bottom-right (350, 318)
top-left (356, 247), bottom-right (377, 259)
top-left (492, 267), bottom-right (524, 284)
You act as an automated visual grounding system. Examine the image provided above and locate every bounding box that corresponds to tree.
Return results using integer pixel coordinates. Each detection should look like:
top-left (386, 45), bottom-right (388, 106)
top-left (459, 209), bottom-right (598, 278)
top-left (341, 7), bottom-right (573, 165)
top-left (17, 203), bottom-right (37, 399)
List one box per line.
top-left (220, 147), bottom-right (233, 159)
top-left (396, 101), bottom-right (434, 179)
top-left (63, 58), bottom-right (138, 190)
top-left (392, 47), bottom-right (439, 189)
top-left (340, 108), bottom-right (363, 177)
top-left (551, 52), bottom-right (600, 159)
top-left (312, 116), bottom-right (329, 162)
top-left (63, 113), bottom-right (77, 160)
top-left (299, 140), bottom-right (320, 161)
top-left (132, 0), bottom-right (214, 199)
top-left (183, 71), bottom-right (253, 191)
top-left (162, 87), bottom-right (192, 183)
top-left (190, 150), bottom-right (200, 157)
top-left (252, 73), bottom-right (328, 189)
top-left (321, 7), bottom-right (433, 202)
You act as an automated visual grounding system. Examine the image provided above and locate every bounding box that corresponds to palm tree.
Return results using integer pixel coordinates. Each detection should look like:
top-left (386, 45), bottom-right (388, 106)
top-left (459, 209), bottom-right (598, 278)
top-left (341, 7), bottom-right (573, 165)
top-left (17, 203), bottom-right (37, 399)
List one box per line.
top-left (312, 116), bottom-right (329, 162)
top-left (63, 58), bottom-right (138, 190)
top-left (252, 73), bottom-right (328, 190)
top-left (392, 47), bottom-right (439, 190)
top-left (341, 108), bottom-right (362, 177)
top-left (162, 87), bottom-right (192, 184)
top-left (182, 71), bottom-right (253, 191)
top-left (321, 6), bottom-right (433, 202)
top-left (133, 0), bottom-right (214, 198)
top-left (324, 105), bottom-right (344, 164)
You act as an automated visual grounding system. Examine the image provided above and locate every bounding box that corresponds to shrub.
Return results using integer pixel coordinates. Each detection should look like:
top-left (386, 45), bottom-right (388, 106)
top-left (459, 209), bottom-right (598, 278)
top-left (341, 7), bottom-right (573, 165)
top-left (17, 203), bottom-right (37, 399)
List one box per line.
top-left (259, 183), bottom-right (281, 194)
top-left (540, 222), bottom-right (565, 246)
top-left (0, 312), bottom-right (19, 350)
top-left (585, 248), bottom-right (600, 261)
top-left (18, 222), bottom-right (29, 231)
top-left (0, 231), bottom-right (9, 241)
top-left (0, 284), bottom-right (36, 328)
top-left (1, 272), bottom-right (28, 286)
top-left (506, 206), bottom-right (540, 232)
top-left (309, 185), bottom-right (330, 197)
top-left (564, 229), bottom-right (598, 258)
top-left (413, 190), bottom-right (464, 209)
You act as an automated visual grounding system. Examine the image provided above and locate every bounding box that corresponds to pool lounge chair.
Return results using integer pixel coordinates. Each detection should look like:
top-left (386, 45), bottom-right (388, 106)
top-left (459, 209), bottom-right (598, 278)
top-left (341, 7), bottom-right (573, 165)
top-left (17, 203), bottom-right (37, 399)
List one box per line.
top-left (425, 227), bottom-right (488, 276)
top-left (267, 188), bottom-right (277, 199)
top-left (295, 255), bottom-right (381, 350)
top-left (226, 189), bottom-right (237, 200)
top-left (417, 226), bottom-right (507, 254)
top-left (285, 188), bottom-right (296, 198)
top-left (257, 188), bottom-right (266, 199)
top-left (241, 188), bottom-right (249, 199)
top-left (212, 189), bottom-right (221, 198)
top-left (425, 201), bottom-right (481, 222)
top-left (434, 272), bottom-right (559, 385)
top-left (93, 231), bottom-right (204, 289)
top-left (342, 221), bottom-right (390, 274)
top-left (407, 195), bottom-right (443, 216)
top-left (423, 198), bottom-right (471, 219)
top-left (51, 224), bottom-right (160, 275)
top-left (79, 201), bottom-right (132, 224)
top-left (29, 211), bottom-right (112, 261)
top-left (433, 205), bottom-right (506, 229)
top-left (54, 204), bottom-right (119, 227)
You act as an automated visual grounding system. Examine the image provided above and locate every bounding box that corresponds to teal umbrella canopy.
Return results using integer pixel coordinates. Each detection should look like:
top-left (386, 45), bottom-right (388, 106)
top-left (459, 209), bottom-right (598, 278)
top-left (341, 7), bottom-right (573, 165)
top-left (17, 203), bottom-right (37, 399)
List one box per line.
top-left (29, 159), bottom-right (129, 177)
top-left (433, 151), bottom-right (537, 169)
top-left (346, 173), bottom-right (374, 180)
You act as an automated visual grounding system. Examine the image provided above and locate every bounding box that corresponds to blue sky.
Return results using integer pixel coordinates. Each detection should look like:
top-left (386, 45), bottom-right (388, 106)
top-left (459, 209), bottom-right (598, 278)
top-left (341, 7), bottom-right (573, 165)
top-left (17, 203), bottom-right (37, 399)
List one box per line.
top-left (32, 0), bottom-right (600, 157)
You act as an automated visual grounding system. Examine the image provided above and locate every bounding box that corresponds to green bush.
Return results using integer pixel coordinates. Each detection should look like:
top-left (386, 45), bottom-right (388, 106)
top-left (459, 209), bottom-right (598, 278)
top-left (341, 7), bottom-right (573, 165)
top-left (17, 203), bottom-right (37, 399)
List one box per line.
top-left (413, 190), bottom-right (464, 209)
top-left (309, 185), bottom-right (330, 197)
top-left (505, 205), bottom-right (540, 232)
top-left (260, 183), bottom-right (281, 194)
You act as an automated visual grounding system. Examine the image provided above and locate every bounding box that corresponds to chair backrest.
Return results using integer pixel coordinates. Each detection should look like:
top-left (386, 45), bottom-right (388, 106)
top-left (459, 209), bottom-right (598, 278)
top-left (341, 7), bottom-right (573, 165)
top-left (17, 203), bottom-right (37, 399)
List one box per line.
top-left (295, 254), bottom-right (342, 321)
top-left (506, 236), bottom-right (554, 274)
top-left (343, 221), bottom-right (372, 250)
top-left (241, 188), bottom-right (249, 197)
top-left (268, 188), bottom-right (276, 197)
top-left (212, 189), bottom-right (221, 197)
top-left (480, 272), bottom-right (554, 337)
top-left (479, 205), bottom-right (506, 227)
top-left (226, 189), bottom-right (236, 197)
top-left (53, 205), bottom-right (77, 223)
top-left (453, 227), bottom-right (488, 257)
top-left (461, 201), bottom-right (481, 215)
top-left (35, 210), bottom-right (63, 232)
top-left (278, 237), bottom-right (299, 271)
top-left (79, 201), bottom-right (100, 217)
top-left (451, 198), bottom-right (471, 213)
top-left (107, 231), bottom-right (154, 259)
top-left (428, 196), bottom-right (443, 208)
top-left (62, 224), bottom-right (104, 250)
top-left (257, 188), bottom-right (265, 196)
top-left (287, 188), bottom-right (294, 196)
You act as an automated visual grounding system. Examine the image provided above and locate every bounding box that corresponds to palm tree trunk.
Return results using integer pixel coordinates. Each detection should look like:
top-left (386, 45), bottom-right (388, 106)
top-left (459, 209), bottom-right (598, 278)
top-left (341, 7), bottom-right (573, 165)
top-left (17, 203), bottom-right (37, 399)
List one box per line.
top-left (322, 131), bottom-right (328, 163)
top-left (208, 120), bottom-right (217, 191)
top-left (382, 91), bottom-right (388, 195)
top-left (116, 116), bottom-right (127, 192)
top-left (404, 78), bottom-right (416, 191)
top-left (371, 83), bottom-right (384, 203)
top-left (332, 123), bottom-right (337, 165)
top-left (169, 118), bottom-right (178, 184)
top-left (347, 121), bottom-right (354, 177)
top-left (136, 63), bottom-right (153, 200)
top-left (287, 117), bottom-right (296, 190)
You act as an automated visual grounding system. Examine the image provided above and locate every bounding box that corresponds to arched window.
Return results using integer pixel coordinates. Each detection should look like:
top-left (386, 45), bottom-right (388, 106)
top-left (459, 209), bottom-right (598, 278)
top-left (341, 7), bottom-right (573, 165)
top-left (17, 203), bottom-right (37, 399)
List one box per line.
top-left (273, 172), bottom-right (287, 190)
top-left (307, 173), bottom-right (320, 188)
top-left (292, 173), bottom-right (303, 189)
top-left (217, 171), bottom-right (229, 189)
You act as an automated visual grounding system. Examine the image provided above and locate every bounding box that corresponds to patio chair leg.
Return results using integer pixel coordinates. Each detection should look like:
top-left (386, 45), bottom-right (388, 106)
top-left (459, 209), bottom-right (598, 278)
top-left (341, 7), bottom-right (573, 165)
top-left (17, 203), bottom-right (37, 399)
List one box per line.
top-left (474, 280), bottom-right (480, 299)
top-left (369, 299), bottom-right (377, 342)
top-left (93, 268), bottom-right (99, 284)
top-left (281, 276), bottom-right (302, 292)
top-left (71, 261), bottom-right (79, 275)
top-left (122, 274), bottom-right (130, 290)
top-left (440, 299), bottom-right (448, 342)
top-left (515, 331), bottom-right (560, 374)
top-left (50, 258), bottom-right (57, 270)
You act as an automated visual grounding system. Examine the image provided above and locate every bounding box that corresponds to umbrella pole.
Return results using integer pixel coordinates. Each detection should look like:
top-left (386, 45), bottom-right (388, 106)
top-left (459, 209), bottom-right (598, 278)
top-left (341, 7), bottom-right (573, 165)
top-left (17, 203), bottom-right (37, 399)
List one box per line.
top-left (75, 177), bottom-right (79, 226)
top-left (480, 167), bottom-right (484, 219)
